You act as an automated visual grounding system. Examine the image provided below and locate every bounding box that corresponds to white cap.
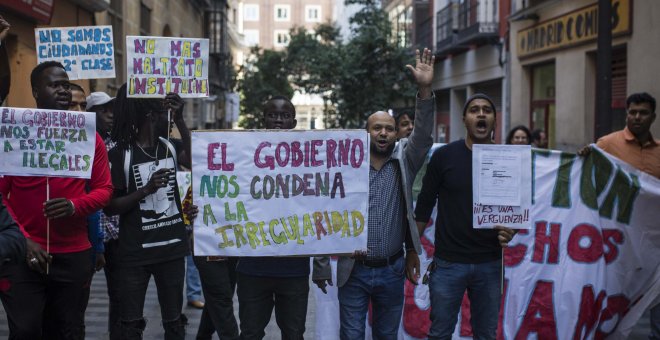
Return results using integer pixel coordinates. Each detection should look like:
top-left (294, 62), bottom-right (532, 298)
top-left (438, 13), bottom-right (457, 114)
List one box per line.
top-left (85, 92), bottom-right (115, 111)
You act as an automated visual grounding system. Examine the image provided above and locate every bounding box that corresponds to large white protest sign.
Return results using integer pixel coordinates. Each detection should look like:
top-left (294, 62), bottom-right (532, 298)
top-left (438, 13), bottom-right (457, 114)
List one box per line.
top-left (126, 36), bottom-right (209, 98)
top-left (35, 26), bottom-right (115, 80)
top-left (192, 130), bottom-right (370, 256)
top-left (472, 144), bottom-right (532, 229)
top-left (0, 107), bottom-right (96, 179)
top-left (316, 146), bottom-right (660, 340)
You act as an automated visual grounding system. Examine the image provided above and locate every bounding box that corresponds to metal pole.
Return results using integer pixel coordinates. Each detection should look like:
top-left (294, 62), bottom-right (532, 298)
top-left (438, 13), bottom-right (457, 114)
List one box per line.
top-left (595, 0), bottom-right (612, 139)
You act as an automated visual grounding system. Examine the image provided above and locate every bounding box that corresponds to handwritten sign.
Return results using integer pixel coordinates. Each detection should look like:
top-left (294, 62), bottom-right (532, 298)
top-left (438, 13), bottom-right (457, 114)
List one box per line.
top-left (0, 107), bottom-right (96, 179)
top-left (126, 36), bottom-right (209, 98)
top-left (191, 130), bottom-right (370, 256)
top-left (35, 26), bottom-right (115, 80)
top-left (472, 144), bottom-right (532, 229)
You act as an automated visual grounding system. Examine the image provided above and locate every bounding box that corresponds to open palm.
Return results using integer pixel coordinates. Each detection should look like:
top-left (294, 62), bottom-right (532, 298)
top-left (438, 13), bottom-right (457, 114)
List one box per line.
top-left (406, 48), bottom-right (435, 88)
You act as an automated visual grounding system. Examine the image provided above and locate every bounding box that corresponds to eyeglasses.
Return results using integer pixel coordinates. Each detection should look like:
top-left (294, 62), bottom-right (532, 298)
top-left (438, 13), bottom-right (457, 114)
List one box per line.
top-left (266, 112), bottom-right (294, 119)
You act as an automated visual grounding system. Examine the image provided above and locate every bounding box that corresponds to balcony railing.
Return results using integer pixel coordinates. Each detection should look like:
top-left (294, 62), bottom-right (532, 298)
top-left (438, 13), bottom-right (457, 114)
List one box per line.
top-left (435, 0), bottom-right (499, 57)
top-left (456, 0), bottom-right (498, 40)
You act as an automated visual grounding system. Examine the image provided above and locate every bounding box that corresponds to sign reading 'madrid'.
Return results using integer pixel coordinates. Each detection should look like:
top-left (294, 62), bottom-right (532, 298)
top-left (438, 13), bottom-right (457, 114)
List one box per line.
top-left (517, 0), bottom-right (631, 58)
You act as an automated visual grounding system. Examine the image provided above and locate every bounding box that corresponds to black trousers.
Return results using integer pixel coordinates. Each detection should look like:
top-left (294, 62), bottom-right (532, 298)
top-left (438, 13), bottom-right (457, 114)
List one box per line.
top-left (103, 238), bottom-right (121, 339)
top-left (0, 248), bottom-right (92, 340)
top-left (194, 256), bottom-right (239, 340)
top-left (236, 273), bottom-right (309, 340)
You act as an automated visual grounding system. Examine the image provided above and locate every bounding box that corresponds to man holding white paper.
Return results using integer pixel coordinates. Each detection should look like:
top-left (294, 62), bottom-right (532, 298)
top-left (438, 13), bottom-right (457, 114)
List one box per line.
top-left (415, 93), bottom-right (516, 339)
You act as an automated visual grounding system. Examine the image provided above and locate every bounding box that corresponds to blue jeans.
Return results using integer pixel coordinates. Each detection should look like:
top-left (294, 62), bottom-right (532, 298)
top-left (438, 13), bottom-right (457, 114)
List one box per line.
top-left (186, 255), bottom-right (202, 302)
top-left (338, 256), bottom-right (405, 340)
top-left (428, 258), bottom-right (502, 340)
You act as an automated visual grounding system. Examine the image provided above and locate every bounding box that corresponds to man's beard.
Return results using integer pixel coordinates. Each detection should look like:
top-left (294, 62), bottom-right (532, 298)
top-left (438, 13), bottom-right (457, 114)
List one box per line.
top-left (370, 141), bottom-right (395, 156)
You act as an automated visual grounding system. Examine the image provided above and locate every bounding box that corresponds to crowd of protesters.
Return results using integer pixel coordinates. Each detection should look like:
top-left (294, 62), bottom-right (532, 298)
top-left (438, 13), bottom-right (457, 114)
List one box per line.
top-left (0, 13), bottom-right (659, 340)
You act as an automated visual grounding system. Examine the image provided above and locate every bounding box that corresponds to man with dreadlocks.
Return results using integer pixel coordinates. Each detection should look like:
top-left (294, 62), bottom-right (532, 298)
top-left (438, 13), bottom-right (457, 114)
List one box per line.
top-left (104, 83), bottom-right (195, 339)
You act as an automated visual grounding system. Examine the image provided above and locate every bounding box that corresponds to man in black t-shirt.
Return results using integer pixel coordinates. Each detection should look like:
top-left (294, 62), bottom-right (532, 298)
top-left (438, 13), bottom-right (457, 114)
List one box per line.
top-left (415, 93), bottom-right (516, 339)
top-left (104, 83), bottom-right (195, 340)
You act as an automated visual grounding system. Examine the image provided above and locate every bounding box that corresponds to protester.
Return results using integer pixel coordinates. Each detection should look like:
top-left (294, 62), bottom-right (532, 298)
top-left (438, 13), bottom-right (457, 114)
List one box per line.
top-left (414, 93), bottom-right (516, 339)
top-left (104, 83), bottom-right (195, 339)
top-left (506, 125), bottom-right (532, 145)
top-left (0, 198), bottom-right (25, 267)
top-left (396, 111), bottom-right (415, 140)
top-left (194, 253), bottom-right (239, 340)
top-left (0, 15), bottom-right (10, 104)
top-left (0, 61), bottom-right (113, 339)
top-left (531, 129), bottom-right (548, 148)
top-left (580, 92), bottom-right (659, 339)
top-left (313, 48), bottom-right (435, 339)
top-left (86, 90), bottom-right (122, 338)
top-left (234, 95), bottom-right (308, 340)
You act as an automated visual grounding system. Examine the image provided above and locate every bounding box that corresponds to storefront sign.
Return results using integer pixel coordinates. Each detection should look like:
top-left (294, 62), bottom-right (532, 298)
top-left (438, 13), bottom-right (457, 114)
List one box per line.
top-left (517, 0), bottom-right (631, 58)
top-left (1, 0), bottom-right (54, 24)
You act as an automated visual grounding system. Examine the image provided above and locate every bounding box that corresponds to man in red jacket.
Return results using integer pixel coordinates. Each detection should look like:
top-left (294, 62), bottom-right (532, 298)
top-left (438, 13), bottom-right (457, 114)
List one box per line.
top-left (0, 61), bottom-right (113, 340)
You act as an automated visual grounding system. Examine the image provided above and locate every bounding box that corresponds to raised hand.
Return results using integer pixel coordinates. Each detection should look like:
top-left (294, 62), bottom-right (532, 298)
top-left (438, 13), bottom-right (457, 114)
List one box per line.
top-left (0, 16), bottom-right (10, 42)
top-left (405, 48), bottom-right (435, 98)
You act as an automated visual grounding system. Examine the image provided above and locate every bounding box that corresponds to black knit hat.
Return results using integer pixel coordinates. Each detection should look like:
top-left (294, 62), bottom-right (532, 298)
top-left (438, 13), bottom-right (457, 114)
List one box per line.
top-left (463, 93), bottom-right (497, 117)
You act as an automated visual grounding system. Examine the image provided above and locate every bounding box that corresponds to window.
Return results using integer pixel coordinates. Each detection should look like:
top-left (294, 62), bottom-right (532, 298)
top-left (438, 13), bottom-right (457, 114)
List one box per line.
top-left (274, 30), bottom-right (290, 47)
top-left (244, 4), bottom-right (259, 21)
top-left (243, 29), bottom-right (259, 46)
top-left (306, 5), bottom-right (321, 22)
top-left (140, 2), bottom-right (151, 35)
top-left (274, 5), bottom-right (290, 21)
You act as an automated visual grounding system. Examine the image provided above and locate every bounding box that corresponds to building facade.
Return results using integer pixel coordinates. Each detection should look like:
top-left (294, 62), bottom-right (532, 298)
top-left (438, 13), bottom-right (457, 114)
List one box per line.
top-left (237, 0), bottom-right (333, 129)
top-left (509, 0), bottom-right (660, 150)
top-left (1, 0), bottom-right (109, 108)
top-left (431, 0), bottom-right (509, 143)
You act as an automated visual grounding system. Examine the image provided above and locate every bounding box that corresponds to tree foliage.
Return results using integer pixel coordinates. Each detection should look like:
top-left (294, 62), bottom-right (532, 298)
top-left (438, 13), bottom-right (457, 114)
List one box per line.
top-left (237, 0), bottom-right (417, 129)
top-left (237, 47), bottom-right (293, 129)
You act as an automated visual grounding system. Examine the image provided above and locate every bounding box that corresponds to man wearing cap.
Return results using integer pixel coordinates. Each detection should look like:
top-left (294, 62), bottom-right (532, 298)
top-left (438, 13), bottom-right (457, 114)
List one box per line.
top-left (86, 91), bottom-right (122, 338)
top-left (415, 93), bottom-right (516, 339)
top-left (87, 91), bottom-right (115, 142)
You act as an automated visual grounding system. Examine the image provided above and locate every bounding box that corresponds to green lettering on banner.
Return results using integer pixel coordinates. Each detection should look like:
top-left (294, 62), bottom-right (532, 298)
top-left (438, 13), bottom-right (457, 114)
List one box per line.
top-left (224, 202), bottom-right (236, 221)
top-left (236, 201), bottom-right (248, 221)
top-left (287, 215), bottom-right (304, 245)
top-left (552, 152), bottom-right (576, 208)
top-left (232, 224), bottom-right (247, 248)
top-left (203, 204), bottom-right (216, 226)
top-left (215, 224), bottom-right (235, 248)
top-left (580, 150), bottom-right (613, 210)
top-left (352, 210), bottom-right (365, 237)
top-left (4, 140), bottom-right (12, 152)
top-left (599, 169), bottom-right (639, 224)
top-left (200, 175), bottom-right (216, 197)
top-left (302, 214), bottom-right (315, 237)
top-left (269, 219), bottom-right (287, 244)
top-left (245, 222), bottom-right (261, 249)
top-left (257, 221), bottom-right (271, 246)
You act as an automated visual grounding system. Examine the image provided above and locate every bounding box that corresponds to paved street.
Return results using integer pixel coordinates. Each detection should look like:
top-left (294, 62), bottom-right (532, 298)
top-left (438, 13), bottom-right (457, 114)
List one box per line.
top-left (0, 270), bottom-right (652, 339)
top-left (0, 270), bottom-right (315, 339)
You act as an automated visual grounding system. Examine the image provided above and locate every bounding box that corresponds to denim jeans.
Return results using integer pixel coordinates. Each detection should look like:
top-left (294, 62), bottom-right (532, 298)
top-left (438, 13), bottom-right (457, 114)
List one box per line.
top-left (237, 273), bottom-right (309, 340)
top-left (337, 256), bottom-right (405, 340)
top-left (186, 255), bottom-right (202, 302)
top-left (428, 258), bottom-right (502, 340)
top-left (119, 257), bottom-right (185, 340)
